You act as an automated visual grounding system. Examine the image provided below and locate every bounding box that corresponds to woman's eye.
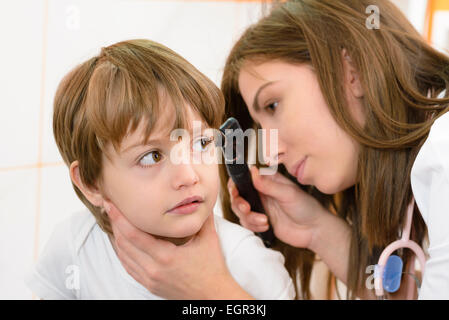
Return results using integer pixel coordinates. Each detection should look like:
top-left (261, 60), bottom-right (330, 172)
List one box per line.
top-left (139, 150), bottom-right (163, 167)
top-left (192, 136), bottom-right (214, 152)
top-left (264, 101), bottom-right (279, 113)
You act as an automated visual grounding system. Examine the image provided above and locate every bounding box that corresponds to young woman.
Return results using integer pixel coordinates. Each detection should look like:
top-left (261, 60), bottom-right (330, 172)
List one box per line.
top-left (106, 0), bottom-right (449, 299)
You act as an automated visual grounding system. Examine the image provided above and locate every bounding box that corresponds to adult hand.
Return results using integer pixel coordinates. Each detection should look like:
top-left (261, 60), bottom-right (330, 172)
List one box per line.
top-left (228, 166), bottom-right (329, 249)
top-left (104, 202), bottom-right (252, 299)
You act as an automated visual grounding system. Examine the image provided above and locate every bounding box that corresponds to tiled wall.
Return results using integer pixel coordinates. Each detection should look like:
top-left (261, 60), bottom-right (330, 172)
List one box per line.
top-left (2, 0), bottom-right (446, 300)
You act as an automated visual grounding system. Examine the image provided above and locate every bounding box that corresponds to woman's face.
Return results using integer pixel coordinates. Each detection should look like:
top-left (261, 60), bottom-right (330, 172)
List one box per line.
top-left (99, 98), bottom-right (220, 244)
top-left (238, 59), bottom-right (362, 194)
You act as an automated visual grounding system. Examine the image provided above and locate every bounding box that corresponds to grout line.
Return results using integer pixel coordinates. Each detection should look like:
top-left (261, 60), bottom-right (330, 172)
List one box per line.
top-left (33, 0), bottom-right (49, 265)
top-left (31, 0), bottom-right (49, 300)
top-left (0, 162), bottom-right (64, 172)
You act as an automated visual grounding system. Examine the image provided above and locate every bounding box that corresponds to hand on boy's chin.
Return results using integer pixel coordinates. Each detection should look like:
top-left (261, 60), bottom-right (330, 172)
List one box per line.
top-left (154, 234), bottom-right (196, 246)
top-left (103, 200), bottom-right (210, 246)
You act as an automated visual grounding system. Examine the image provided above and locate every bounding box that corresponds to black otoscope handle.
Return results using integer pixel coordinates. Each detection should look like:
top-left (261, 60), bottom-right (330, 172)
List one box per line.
top-left (219, 117), bottom-right (275, 247)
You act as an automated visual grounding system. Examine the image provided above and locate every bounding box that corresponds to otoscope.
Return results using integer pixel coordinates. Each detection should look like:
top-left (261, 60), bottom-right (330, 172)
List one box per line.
top-left (218, 117), bottom-right (275, 248)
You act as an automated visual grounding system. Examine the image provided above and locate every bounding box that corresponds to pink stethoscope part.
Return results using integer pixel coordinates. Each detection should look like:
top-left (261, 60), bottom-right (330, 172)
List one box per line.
top-left (374, 197), bottom-right (427, 299)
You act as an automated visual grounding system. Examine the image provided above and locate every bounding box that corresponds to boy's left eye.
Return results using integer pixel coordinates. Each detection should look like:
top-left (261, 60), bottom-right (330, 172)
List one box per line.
top-left (139, 150), bottom-right (163, 167)
top-left (192, 136), bottom-right (214, 152)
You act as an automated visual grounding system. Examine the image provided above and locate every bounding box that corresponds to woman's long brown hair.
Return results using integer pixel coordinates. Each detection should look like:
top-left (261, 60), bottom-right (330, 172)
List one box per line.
top-left (219, 0), bottom-right (449, 299)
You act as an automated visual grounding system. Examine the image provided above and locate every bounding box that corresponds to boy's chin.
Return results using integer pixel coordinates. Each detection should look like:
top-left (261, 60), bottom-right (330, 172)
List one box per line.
top-left (154, 216), bottom-right (208, 244)
top-left (155, 234), bottom-right (194, 246)
top-left (154, 227), bottom-right (200, 246)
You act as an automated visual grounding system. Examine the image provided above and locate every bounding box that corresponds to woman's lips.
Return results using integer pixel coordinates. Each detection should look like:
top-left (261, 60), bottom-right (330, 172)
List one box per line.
top-left (295, 157), bottom-right (307, 184)
top-left (167, 201), bottom-right (202, 215)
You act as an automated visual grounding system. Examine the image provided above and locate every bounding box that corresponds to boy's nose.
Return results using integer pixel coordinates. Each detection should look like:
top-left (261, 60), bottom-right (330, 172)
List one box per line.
top-left (171, 162), bottom-right (200, 190)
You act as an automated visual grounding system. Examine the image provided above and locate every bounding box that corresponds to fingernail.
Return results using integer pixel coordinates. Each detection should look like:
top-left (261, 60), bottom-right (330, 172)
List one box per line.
top-left (256, 215), bottom-right (267, 224)
top-left (239, 204), bottom-right (247, 212)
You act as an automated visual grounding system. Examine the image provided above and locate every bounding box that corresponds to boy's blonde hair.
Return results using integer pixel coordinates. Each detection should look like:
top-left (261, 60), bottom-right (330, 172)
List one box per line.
top-left (53, 39), bottom-right (224, 234)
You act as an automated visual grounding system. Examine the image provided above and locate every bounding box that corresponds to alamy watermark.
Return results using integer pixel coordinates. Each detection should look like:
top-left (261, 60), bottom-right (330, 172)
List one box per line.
top-left (365, 5), bottom-right (380, 30)
top-left (366, 5), bottom-right (380, 30)
top-left (167, 120), bottom-right (279, 176)
top-left (66, 5), bottom-right (80, 31)
top-left (65, 264), bottom-right (80, 291)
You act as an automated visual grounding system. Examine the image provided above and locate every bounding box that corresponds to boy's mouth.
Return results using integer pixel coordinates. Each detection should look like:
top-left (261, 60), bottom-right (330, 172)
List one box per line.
top-left (167, 195), bottom-right (204, 212)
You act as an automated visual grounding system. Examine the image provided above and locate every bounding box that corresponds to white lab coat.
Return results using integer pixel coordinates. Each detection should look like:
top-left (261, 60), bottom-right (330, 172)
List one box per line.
top-left (411, 110), bottom-right (449, 299)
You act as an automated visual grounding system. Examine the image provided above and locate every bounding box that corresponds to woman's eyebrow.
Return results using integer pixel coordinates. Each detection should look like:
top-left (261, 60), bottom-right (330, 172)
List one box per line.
top-left (253, 81), bottom-right (277, 112)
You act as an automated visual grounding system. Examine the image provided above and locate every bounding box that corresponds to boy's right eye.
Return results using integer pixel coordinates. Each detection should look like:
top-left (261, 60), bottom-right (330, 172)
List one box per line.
top-left (139, 150), bottom-right (163, 167)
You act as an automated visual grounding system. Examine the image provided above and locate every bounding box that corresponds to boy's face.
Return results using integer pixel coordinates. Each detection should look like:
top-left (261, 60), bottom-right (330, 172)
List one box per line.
top-left (100, 101), bottom-right (220, 243)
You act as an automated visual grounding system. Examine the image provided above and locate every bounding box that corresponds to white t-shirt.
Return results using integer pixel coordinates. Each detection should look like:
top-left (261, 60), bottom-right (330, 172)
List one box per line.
top-left (25, 210), bottom-right (295, 300)
top-left (411, 110), bottom-right (449, 299)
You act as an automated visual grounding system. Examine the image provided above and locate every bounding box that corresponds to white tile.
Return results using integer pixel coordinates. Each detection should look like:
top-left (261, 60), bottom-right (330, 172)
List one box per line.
top-left (0, 1), bottom-right (44, 167)
top-left (432, 11), bottom-right (449, 52)
top-left (37, 165), bottom-right (85, 253)
top-left (370, 1), bottom-right (428, 36)
top-left (0, 169), bottom-right (38, 299)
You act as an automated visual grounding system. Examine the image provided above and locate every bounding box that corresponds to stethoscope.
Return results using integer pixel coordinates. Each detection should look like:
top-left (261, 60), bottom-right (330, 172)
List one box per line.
top-left (374, 197), bottom-right (427, 299)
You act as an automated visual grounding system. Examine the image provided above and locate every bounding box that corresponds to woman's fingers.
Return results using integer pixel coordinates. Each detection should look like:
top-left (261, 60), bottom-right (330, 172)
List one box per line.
top-left (250, 166), bottom-right (294, 201)
top-left (245, 221), bottom-right (270, 233)
top-left (229, 194), bottom-right (269, 229)
top-left (227, 176), bottom-right (269, 225)
top-left (230, 196), bottom-right (267, 224)
top-left (228, 177), bottom-right (270, 231)
top-left (227, 178), bottom-right (238, 197)
top-left (268, 170), bottom-right (297, 186)
top-left (113, 231), bottom-right (150, 285)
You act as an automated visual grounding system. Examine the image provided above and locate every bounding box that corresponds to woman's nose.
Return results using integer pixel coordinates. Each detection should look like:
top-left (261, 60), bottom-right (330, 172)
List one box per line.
top-left (267, 152), bottom-right (286, 167)
top-left (259, 127), bottom-right (286, 166)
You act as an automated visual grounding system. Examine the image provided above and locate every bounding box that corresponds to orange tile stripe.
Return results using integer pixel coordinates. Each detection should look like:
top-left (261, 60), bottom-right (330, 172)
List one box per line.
top-left (28, 0), bottom-right (49, 300)
top-left (0, 162), bottom-right (64, 172)
top-left (32, 0), bottom-right (49, 268)
top-left (425, 0), bottom-right (449, 42)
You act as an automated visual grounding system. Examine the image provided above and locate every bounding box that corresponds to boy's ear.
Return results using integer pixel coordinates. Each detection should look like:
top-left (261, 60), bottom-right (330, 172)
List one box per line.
top-left (70, 160), bottom-right (104, 207)
top-left (342, 49), bottom-right (364, 99)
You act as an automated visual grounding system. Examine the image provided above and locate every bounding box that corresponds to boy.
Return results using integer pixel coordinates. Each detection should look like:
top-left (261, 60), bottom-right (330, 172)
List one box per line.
top-left (25, 39), bottom-right (295, 299)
